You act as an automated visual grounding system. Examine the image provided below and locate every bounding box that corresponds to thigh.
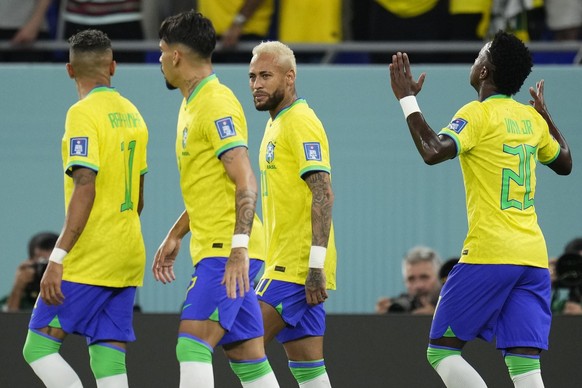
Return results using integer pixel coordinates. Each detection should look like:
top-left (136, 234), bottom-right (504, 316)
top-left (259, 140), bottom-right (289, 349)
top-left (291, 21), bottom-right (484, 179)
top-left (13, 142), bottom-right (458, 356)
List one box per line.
top-left (497, 267), bottom-right (551, 350)
top-left (219, 260), bottom-right (265, 346)
top-left (257, 279), bottom-right (326, 344)
top-left (430, 264), bottom-right (522, 343)
top-left (29, 281), bottom-right (136, 344)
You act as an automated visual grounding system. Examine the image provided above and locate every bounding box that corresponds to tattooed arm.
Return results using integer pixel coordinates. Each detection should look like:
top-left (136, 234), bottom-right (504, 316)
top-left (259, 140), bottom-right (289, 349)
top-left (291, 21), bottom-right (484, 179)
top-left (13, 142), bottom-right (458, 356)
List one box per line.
top-left (304, 171), bottom-right (334, 306)
top-left (41, 167), bottom-right (96, 305)
top-left (221, 146), bottom-right (259, 298)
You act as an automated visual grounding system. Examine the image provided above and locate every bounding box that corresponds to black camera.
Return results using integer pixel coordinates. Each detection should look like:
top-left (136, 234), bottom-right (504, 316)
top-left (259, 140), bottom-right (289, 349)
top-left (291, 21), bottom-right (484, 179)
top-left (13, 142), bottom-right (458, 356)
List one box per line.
top-left (24, 258), bottom-right (49, 301)
top-left (387, 295), bottom-right (416, 313)
top-left (555, 252), bottom-right (582, 301)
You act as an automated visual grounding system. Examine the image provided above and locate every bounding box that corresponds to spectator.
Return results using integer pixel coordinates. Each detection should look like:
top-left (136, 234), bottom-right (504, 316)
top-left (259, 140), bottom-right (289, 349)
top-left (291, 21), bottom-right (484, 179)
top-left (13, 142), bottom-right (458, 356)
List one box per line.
top-left (198, 0), bottom-right (274, 60)
top-left (448, 0), bottom-right (492, 62)
top-left (545, 0), bottom-right (582, 40)
top-left (439, 257), bottom-right (460, 284)
top-left (277, 0), bottom-right (342, 62)
top-left (488, 0), bottom-right (546, 42)
top-left (368, 0), bottom-right (449, 63)
top-left (0, 0), bottom-right (54, 62)
top-left (376, 246), bottom-right (442, 315)
top-left (564, 236), bottom-right (582, 253)
top-left (551, 239), bottom-right (582, 315)
top-left (1, 232), bottom-right (58, 312)
top-left (61, 0), bottom-right (146, 62)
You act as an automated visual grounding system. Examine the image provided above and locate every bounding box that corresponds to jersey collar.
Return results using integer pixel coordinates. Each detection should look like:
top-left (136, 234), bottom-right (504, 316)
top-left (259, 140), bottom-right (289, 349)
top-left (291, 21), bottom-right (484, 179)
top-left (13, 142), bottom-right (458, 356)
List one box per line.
top-left (186, 73), bottom-right (217, 104)
top-left (273, 98), bottom-right (306, 121)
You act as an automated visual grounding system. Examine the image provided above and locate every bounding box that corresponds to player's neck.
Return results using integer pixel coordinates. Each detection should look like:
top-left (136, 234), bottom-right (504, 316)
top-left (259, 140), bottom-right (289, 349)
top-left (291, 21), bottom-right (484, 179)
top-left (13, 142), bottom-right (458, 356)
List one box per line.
top-left (270, 93), bottom-right (298, 120)
top-left (76, 78), bottom-right (111, 99)
top-left (181, 63), bottom-right (213, 100)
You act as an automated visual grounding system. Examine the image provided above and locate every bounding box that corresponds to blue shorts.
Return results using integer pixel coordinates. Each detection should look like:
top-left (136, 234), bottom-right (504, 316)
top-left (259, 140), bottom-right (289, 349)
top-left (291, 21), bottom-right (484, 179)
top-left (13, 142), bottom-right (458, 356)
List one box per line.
top-left (256, 278), bottom-right (326, 343)
top-left (28, 281), bottom-right (136, 345)
top-left (181, 257), bottom-right (264, 346)
top-left (430, 263), bottom-right (551, 350)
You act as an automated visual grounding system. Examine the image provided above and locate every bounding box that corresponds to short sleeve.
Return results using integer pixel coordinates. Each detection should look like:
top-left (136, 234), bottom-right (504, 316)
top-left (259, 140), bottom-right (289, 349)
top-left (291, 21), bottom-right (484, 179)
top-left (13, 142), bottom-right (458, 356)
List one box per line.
top-left (63, 105), bottom-right (100, 176)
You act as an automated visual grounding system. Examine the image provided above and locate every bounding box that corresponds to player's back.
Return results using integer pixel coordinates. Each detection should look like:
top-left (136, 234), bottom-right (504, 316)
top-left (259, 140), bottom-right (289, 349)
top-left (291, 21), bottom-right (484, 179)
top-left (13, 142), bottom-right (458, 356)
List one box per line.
top-left (62, 87), bottom-right (148, 287)
top-left (442, 96), bottom-right (560, 267)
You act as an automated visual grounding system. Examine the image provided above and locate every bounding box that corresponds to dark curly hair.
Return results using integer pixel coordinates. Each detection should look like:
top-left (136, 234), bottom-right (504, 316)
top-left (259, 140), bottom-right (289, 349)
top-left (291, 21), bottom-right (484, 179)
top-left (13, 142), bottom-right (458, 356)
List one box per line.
top-left (68, 29), bottom-right (111, 53)
top-left (159, 10), bottom-right (216, 59)
top-left (488, 30), bottom-right (532, 96)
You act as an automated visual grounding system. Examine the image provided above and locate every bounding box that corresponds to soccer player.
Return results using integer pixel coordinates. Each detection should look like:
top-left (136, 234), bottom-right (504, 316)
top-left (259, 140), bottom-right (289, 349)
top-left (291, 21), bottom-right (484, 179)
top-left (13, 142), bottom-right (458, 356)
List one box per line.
top-left (22, 29), bottom-right (149, 388)
top-left (152, 11), bottom-right (279, 388)
top-left (249, 41), bottom-right (337, 388)
top-left (389, 31), bottom-right (572, 388)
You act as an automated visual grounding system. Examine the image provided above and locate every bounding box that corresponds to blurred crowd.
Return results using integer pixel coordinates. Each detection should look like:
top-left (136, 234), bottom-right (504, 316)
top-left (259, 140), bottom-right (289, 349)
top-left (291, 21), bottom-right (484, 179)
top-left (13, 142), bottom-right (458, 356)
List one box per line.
top-left (1, 0), bottom-right (582, 64)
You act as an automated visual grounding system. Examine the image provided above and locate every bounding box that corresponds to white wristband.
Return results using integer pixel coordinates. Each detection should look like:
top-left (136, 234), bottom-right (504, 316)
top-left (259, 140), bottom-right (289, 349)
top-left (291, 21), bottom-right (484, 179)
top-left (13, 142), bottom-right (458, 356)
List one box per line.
top-left (399, 95), bottom-right (421, 119)
top-left (49, 247), bottom-right (68, 264)
top-left (309, 246), bottom-right (327, 269)
top-left (231, 234), bottom-right (249, 249)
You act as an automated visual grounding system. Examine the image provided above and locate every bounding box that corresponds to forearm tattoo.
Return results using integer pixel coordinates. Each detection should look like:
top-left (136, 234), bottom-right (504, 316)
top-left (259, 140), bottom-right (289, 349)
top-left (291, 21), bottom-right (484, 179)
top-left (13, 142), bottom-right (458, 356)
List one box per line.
top-left (306, 268), bottom-right (325, 290)
top-left (305, 172), bottom-right (333, 247)
top-left (234, 189), bottom-right (257, 235)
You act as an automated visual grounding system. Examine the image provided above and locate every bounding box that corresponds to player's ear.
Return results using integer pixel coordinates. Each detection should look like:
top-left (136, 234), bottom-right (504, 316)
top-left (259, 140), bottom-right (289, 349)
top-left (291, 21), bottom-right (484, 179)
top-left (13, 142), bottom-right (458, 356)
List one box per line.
top-left (110, 60), bottom-right (116, 76)
top-left (66, 63), bottom-right (75, 79)
top-left (286, 68), bottom-right (295, 86)
top-left (479, 65), bottom-right (489, 80)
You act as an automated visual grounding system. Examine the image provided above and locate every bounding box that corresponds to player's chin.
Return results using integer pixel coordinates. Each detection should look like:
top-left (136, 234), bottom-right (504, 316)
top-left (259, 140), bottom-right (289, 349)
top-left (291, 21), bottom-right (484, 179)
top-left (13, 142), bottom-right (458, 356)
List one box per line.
top-left (253, 101), bottom-right (270, 112)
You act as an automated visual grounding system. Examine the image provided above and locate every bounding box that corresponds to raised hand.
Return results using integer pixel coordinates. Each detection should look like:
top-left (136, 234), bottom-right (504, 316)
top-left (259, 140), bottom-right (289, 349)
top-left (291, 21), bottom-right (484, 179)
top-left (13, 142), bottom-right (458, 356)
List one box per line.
top-left (389, 52), bottom-right (426, 100)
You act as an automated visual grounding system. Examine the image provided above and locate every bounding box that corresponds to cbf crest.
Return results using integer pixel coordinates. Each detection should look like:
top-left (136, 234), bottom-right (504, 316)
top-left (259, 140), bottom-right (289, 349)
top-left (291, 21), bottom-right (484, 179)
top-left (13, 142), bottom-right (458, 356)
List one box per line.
top-left (182, 127), bottom-right (188, 149)
top-left (266, 141), bottom-right (275, 164)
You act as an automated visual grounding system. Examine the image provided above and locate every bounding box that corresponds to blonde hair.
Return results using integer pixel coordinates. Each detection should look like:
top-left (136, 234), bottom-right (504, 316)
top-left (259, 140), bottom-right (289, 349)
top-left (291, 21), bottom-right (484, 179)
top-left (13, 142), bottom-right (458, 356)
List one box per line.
top-left (252, 41), bottom-right (297, 74)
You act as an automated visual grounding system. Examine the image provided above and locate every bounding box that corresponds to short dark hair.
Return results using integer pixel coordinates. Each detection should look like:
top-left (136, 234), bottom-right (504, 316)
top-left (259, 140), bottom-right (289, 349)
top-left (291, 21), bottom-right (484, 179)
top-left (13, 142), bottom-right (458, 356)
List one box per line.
top-left (565, 237), bottom-right (582, 253)
top-left (27, 232), bottom-right (58, 258)
top-left (488, 30), bottom-right (532, 96)
top-left (159, 10), bottom-right (216, 58)
top-left (68, 29), bottom-right (111, 53)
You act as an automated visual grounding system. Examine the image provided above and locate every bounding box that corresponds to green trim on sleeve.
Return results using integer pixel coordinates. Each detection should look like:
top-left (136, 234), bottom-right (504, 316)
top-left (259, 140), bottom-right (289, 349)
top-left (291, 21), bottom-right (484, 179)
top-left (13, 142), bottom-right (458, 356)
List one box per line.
top-left (140, 167), bottom-right (148, 175)
top-left (65, 161), bottom-right (99, 176)
top-left (215, 141), bottom-right (247, 158)
top-left (540, 146), bottom-right (560, 165)
top-left (300, 165), bottom-right (331, 178)
top-left (439, 130), bottom-right (461, 157)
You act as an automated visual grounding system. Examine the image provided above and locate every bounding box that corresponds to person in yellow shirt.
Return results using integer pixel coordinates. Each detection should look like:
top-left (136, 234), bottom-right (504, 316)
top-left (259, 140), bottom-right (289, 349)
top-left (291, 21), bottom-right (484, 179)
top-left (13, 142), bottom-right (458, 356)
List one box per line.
top-left (249, 40), bottom-right (337, 387)
top-left (369, 0), bottom-right (448, 63)
top-left (389, 30), bottom-right (571, 388)
top-left (153, 10), bottom-right (279, 387)
top-left (23, 29), bottom-right (149, 388)
top-left (198, 0), bottom-right (274, 62)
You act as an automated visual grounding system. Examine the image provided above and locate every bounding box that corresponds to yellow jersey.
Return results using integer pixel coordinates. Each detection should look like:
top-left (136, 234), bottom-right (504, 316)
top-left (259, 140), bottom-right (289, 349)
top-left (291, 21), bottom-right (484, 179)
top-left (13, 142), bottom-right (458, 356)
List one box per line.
top-left (62, 86), bottom-right (148, 287)
top-left (198, 0), bottom-right (273, 37)
top-left (279, 0), bottom-right (342, 43)
top-left (439, 95), bottom-right (561, 267)
top-left (176, 74), bottom-right (265, 266)
top-left (259, 99), bottom-right (337, 289)
top-left (375, 0), bottom-right (439, 18)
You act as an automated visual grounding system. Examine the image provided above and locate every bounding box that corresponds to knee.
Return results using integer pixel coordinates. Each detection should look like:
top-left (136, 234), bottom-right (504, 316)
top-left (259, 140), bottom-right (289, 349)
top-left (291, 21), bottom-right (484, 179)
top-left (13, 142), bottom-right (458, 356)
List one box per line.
top-left (88, 343), bottom-right (127, 379)
top-left (22, 329), bottom-right (61, 364)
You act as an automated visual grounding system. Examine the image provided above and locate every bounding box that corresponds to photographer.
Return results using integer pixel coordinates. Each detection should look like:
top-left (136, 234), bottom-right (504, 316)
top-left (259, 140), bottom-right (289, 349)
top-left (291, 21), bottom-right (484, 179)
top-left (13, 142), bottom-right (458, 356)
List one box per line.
top-left (551, 247), bottom-right (582, 315)
top-left (1, 232), bottom-right (58, 312)
top-left (376, 246), bottom-right (442, 315)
